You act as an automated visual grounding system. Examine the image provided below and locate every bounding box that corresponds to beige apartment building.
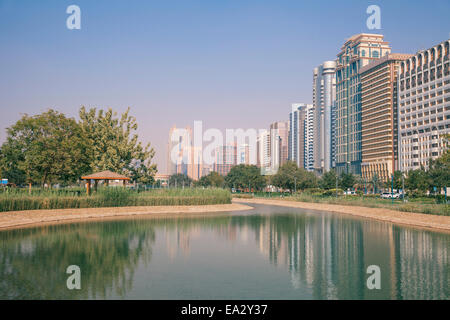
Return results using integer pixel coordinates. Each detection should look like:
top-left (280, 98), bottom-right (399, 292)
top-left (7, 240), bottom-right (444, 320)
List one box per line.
top-left (398, 39), bottom-right (450, 172)
top-left (360, 53), bottom-right (412, 182)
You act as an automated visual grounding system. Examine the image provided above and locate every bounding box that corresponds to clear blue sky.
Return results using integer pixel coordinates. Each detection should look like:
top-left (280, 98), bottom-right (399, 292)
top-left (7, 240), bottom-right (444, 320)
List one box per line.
top-left (1, 0), bottom-right (449, 173)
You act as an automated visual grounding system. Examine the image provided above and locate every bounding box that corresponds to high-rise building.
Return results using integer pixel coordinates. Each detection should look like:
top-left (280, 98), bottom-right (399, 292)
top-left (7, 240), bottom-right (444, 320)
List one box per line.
top-left (304, 105), bottom-right (315, 171)
top-left (214, 143), bottom-right (237, 176)
top-left (313, 61), bottom-right (337, 173)
top-left (398, 39), bottom-right (450, 172)
top-left (237, 144), bottom-right (250, 165)
top-left (167, 125), bottom-right (192, 176)
top-left (289, 103), bottom-right (313, 170)
top-left (190, 145), bottom-right (203, 181)
top-left (257, 130), bottom-right (271, 174)
top-left (167, 125), bottom-right (202, 180)
top-left (335, 33), bottom-right (391, 175)
top-left (167, 126), bottom-right (178, 176)
top-left (360, 53), bottom-right (412, 182)
top-left (269, 121), bottom-right (289, 172)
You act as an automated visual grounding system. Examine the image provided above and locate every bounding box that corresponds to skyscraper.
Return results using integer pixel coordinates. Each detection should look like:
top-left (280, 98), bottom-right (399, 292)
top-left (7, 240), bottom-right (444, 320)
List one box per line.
top-left (257, 130), bottom-right (271, 174)
top-left (237, 143), bottom-right (250, 165)
top-left (335, 33), bottom-right (391, 175)
top-left (289, 103), bottom-right (313, 170)
top-left (214, 143), bottom-right (237, 176)
top-left (360, 53), bottom-right (412, 182)
top-left (304, 105), bottom-right (315, 171)
top-left (313, 61), bottom-right (337, 173)
top-left (269, 121), bottom-right (289, 173)
top-left (398, 39), bottom-right (450, 172)
top-left (167, 125), bottom-right (193, 176)
top-left (167, 125), bottom-right (202, 180)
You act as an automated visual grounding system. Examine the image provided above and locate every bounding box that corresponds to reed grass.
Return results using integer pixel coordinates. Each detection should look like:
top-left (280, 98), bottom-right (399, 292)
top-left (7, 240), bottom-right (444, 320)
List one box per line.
top-left (0, 187), bottom-right (231, 212)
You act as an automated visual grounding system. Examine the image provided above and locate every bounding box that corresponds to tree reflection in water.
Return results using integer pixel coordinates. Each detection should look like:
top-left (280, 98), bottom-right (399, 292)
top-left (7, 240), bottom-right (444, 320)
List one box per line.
top-left (0, 220), bottom-right (156, 299)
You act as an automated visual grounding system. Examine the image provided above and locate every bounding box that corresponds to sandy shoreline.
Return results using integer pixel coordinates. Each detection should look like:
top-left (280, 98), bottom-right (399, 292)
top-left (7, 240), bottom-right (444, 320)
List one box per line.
top-left (234, 198), bottom-right (450, 232)
top-left (0, 203), bottom-right (254, 231)
top-left (1, 198), bottom-right (449, 233)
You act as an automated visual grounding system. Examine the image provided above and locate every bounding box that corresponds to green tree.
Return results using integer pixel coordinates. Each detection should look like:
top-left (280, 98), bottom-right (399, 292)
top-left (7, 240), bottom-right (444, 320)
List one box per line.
top-left (340, 172), bottom-right (356, 190)
top-left (0, 110), bottom-right (91, 187)
top-left (428, 151), bottom-right (449, 190)
top-left (79, 106), bottom-right (157, 182)
top-left (225, 165), bottom-right (266, 191)
top-left (392, 170), bottom-right (403, 190)
top-left (272, 161), bottom-right (318, 192)
top-left (427, 135), bottom-right (449, 191)
top-left (130, 160), bottom-right (155, 185)
top-left (320, 169), bottom-right (338, 190)
top-left (405, 168), bottom-right (430, 192)
top-left (370, 174), bottom-right (380, 194)
top-left (169, 174), bottom-right (192, 188)
top-left (196, 171), bottom-right (225, 188)
top-left (0, 141), bottom-right (27, 185)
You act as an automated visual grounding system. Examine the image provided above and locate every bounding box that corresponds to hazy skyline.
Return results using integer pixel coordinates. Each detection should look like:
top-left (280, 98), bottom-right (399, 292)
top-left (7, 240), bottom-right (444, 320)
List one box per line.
top-left (1, 0), bottom-right (449, 173)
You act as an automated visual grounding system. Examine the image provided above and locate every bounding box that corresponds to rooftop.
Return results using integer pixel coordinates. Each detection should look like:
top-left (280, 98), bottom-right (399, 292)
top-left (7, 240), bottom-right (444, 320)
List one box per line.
top-left (81, 170), bottom-right (130, 180)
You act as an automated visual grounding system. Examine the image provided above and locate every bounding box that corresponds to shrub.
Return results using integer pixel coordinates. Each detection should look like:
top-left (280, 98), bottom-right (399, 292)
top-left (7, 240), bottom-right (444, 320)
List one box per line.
top-left (322, 188), bottom-right (344, 196)
top-left (303, 188), bottom-right (325, 196)
top-left (232, 194), bottom-right (254, 199)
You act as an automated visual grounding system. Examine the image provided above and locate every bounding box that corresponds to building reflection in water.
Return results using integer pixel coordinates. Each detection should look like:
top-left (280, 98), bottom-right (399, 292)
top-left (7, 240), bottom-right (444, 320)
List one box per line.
top-left (0, 208), bottom-right (448, 299)
top-left (249, 211), bottom-right (449, 299)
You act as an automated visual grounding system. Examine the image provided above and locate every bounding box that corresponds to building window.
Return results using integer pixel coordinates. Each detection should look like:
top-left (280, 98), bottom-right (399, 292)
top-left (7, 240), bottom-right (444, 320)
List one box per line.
top-left (372, 51), bottom-right (379, 58)
top-left (361, 50), bottom-right (366, 57)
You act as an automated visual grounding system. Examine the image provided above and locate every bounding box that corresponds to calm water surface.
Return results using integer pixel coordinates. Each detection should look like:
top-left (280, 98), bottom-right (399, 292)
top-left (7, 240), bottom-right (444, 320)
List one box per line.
top-left (0, 204), bottom-right (448, 299)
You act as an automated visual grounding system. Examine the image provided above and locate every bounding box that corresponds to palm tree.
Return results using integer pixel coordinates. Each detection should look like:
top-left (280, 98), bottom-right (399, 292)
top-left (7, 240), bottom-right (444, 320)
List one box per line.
top-left (371, 174), bottom-right (380, 194)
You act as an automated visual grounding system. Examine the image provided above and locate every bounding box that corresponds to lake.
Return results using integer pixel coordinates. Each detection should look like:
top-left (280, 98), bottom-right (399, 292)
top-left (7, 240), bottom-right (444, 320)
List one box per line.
top-left (0, 203), bottom-right (448, 299)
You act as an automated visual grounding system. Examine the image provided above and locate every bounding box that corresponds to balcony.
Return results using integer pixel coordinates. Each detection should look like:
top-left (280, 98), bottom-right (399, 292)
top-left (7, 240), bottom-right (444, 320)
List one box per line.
top-left (437, 58), bottom-right (442, 65)
top-left (418, 66), bottom-right (422, 72)
top-left (431, 61), bottom-right (435, 67)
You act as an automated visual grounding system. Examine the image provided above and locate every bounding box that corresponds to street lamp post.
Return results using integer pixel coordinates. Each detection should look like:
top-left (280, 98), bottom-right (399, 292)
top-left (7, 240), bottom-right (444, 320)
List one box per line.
top-left (336, 171), bottom-right (338, 198)
top-left (391, 174), bottom-right (394, 205)
top-left (294, 177), bottom-right (297, 193)
top-left (402, 173), bottom-right (405, 203)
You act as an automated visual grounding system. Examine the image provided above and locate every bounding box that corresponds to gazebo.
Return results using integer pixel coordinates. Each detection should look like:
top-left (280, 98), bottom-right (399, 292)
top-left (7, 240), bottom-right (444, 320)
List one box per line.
top-left (81, 170), bottom-right (131, 195)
